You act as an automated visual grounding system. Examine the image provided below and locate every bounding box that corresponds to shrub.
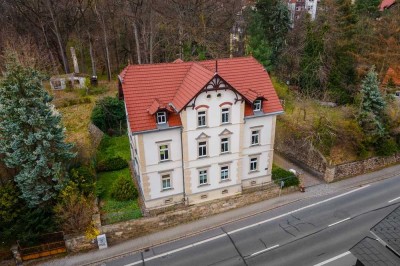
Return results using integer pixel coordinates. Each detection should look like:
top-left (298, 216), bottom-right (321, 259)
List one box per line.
top-left (110, 176), bottom-right (137, 201)
top-left (91, 96), bottom-right (126, 134)
top-left (70, 165), bottom-right (96, 196)
top-left (54, 183), bottom-right (94, 234)
top-left (96, 156), bottom-right (128, 172)
top-left (375, 137), bottom-right (398, 156)
top-left (272, 165), bottom-right (299, 188)
top-left (95, 183), bottom-right (106, 199)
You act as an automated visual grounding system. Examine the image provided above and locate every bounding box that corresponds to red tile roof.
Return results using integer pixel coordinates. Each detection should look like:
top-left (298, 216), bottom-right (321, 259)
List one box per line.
top-left (383, 66), bottom-right (400, 86)
top-left (379, 0), bottom-right (396, 11)
top-left (120, 56), bottom-right (283, 133)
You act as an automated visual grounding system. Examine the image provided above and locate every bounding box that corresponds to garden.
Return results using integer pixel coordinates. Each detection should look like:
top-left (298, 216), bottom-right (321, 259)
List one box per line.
top-left (95, 135), bottom-right (142, 224)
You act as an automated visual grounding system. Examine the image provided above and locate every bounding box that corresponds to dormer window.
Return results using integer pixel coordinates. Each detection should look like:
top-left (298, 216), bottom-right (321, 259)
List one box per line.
top-left (157, 111), bottom-right (167, 124)
top-left (253, 99), bottom-right (262, 111)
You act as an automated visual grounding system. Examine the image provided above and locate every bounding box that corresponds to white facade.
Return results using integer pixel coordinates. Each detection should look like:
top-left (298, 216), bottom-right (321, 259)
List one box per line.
top-left (129, 76), bottom-right (279, 210)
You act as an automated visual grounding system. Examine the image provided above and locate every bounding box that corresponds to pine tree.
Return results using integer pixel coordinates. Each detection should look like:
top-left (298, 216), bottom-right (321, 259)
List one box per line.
top-left (0, 58), bottom-right (75, 207)
top-left (358, 67), bottom-right (386, 136)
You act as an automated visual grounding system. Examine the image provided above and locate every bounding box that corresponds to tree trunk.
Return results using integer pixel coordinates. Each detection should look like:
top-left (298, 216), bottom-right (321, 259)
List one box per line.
top-left (94, 2), bottom-right (111, 81)
top-left (149, 2), bottom-right (154, 64)
top-left (133, 22), bottom-right (141, 64)
top-left (46, 0), bottom-right (69, 74)
top-left (88, 32), bottom-right (97, 77)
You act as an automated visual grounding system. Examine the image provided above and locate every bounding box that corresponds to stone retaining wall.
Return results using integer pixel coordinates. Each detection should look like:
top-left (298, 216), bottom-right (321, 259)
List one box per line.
top-left (88, 123), bottom-right (104, 150)
top-left (65, 184), bottom-right (298, 252)
top-left (275, 136), bottom-right (327, 175)
top-left (276, 134), bottom-right (400, 183)
top-left (325, 153), bottom-right (400, 182)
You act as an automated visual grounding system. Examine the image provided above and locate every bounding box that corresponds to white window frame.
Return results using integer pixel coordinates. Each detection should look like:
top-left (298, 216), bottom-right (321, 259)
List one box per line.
top-left (221, 107), bottom-right (230, 124)
top-left (253, 99), bottom-right (262, 111)
top-left (221, 137), bottom-right (229, 153)
top-left (161, 174), bottom-right (172, 190)
top-left (198, 141), bottom-right (207, 157)
top-left (199, 169), bottom-right (208, 185)
top-left (251, 130), bottom-right (260, 145)
top-left (250, 157), bottom-right (258, 172)
top-left (157, 111), bottom-right (167, 124)
top-left (220, 165), bottom-right (229, 181)
top-left (159, 144), bottom-right (170, 161)
top-left (197, 110), bottom-right (207, 127)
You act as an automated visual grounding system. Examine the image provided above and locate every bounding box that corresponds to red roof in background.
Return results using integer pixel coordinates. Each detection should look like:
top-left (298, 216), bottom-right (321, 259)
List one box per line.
top-left (383, 66), bottom-right (400, 86)
top-left (120, 56), bottom-right (283, 133)
top-left (379, 0), bottom-right (396, 11)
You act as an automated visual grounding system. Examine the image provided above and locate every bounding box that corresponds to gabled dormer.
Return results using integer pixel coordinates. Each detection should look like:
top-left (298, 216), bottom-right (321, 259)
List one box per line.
top-left (148, 99), bottom-right (171, 128)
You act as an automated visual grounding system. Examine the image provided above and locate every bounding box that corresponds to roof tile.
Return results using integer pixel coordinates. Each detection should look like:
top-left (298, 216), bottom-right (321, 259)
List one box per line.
top-left (121, 57), bottom-right (283, 133)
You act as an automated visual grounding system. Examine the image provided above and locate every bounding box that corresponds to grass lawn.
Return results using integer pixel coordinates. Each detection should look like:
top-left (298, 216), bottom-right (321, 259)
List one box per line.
top-left (96, 136), bottom-right (142, 224)
top-left (96, 135), bottom-right (131, 162)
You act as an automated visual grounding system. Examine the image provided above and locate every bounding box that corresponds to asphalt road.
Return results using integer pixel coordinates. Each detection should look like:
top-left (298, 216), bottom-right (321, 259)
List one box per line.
top-left (105, 175), bottom-right (400, 266)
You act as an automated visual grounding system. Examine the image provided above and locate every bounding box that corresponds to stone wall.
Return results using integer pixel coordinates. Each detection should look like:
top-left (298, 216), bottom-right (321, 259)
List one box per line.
top-left (275, 136), bottom-right (327, 175)
top-left (88, 123), bottom-right (104, 150)
top-left (65, 183), bottom-right (298, 252)
top-left (275, 133), bottom-right (400, 183)
top-left (326, 153), bottom-right (400, 182)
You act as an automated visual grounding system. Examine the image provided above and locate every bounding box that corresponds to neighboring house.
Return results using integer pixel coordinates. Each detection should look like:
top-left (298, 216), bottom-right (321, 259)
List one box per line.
top-left (350, 206), bottom-right (400, 265)
top-left (379, 0), bottom-right (396, 11)
top-left (119, 56), bottom-right (283, 210)
top-left (288, 0), bottom-right (320, 26)
top-left (50, 73), bottom-right (88, 90)
top-left (382, 66), bottom-right (400, 97)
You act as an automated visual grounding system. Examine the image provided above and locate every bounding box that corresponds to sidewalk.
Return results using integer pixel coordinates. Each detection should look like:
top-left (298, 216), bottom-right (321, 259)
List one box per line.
top-left (38, 163), bottom-right (400, 266)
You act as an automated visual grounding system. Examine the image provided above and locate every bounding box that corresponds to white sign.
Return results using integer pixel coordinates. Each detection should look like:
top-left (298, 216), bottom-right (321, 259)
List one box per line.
top-left (97, 234), bottom-right (108, 250)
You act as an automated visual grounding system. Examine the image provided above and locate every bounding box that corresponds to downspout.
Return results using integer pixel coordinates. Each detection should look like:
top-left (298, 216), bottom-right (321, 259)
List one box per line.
top-left (180, 127), bottom-right (187, 205)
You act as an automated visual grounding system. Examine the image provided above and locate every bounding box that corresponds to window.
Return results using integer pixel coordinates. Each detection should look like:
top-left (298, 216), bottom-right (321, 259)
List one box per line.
top-left (198, 111), bottom-right (206, 127)
top-left (250, 157), bottom-right (258, 171)
top-left (253, 99), bottom-right (262, 111)
top-left (221, 166), bottom-right (229, 180)
top-left (157, 111), bottom-right (167, 124)
top-left (221, 138), bottom-right (229, 153)
top-left (199, 170), bottom-right (208, 185)
top-left (221, 108), bottom-right (230, 124)
top-left (162, 174), bottom-right (172, 190)
top-left (251, 130), bottom-right (259, 145)
top-left (198, 141), bottom-right (207, 157)
top-left (159, 144), bottom-right (169, 161)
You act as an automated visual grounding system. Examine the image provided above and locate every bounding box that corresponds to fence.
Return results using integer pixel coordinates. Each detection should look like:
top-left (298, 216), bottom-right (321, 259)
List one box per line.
top-left (17, 232), bottom-right (66, 261)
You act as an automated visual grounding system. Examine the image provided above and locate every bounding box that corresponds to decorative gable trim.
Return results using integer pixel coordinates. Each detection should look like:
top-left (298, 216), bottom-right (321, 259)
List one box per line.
top-left (219, 102), bottom-right (233, 107)
top-left (218, 128), bottom-right (233, 136)
top-left (195, 104), bottom-right (209, 110)
top-left (196, 132), bottom-right (210, 140)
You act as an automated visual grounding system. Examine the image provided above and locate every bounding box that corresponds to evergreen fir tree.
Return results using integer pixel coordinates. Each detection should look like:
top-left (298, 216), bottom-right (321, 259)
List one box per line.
top-left (0, 58), bottom-right (75, 207)
top-left (359, 67), bottom-right (386, 136)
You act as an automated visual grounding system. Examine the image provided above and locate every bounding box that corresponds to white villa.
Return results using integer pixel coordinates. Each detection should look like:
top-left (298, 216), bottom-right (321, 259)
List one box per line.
top-left (119, 56), bottom-right (283, 210)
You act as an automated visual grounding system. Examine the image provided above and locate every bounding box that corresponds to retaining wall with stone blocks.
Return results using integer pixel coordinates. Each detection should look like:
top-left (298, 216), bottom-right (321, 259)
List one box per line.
top-left (276, 135), bottom-right (400, 183)
top-left (65, 183), bottom-right (296, 252)
top-left (275, 137), bottom-right (327, 175)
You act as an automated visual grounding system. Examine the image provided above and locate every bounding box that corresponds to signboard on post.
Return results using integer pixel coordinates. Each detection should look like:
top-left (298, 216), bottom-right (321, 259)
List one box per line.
top-left (97, 234), bottom-right (108, 250)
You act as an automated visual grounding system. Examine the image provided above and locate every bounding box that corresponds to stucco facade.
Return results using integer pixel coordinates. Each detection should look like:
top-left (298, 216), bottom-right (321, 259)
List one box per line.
top-left (120, 57), bottom-right (283, 210)
top-left (129, 77), bottom-right (279, 209)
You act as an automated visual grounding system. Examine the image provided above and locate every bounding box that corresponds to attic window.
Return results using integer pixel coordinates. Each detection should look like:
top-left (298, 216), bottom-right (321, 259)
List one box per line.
top-left (157, 111), bottom-right (167, 124)
top-left (217, 93), bottom-right (221, 97)
top-left (253, 99), bottom-right (262, 111)
top-left (207, 94), bottom-right (211, 99)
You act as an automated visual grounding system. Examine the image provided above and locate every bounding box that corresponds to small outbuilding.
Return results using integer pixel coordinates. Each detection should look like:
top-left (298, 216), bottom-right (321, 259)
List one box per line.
top-left (50, 73), bottom-right (88, 90)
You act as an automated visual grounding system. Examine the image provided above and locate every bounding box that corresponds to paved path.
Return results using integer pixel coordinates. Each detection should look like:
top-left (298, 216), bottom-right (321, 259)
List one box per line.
top-left (38, 163), bottom-right (400, 266)
top-left (273, 153), bottom-right (324, 187)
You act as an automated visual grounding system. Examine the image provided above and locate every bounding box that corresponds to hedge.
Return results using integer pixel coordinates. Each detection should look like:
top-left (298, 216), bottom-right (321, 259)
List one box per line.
top-left (96, 156), bottom-right (128, 172)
